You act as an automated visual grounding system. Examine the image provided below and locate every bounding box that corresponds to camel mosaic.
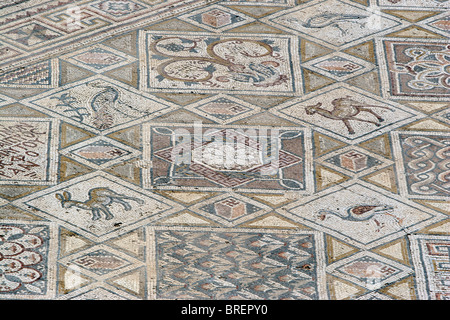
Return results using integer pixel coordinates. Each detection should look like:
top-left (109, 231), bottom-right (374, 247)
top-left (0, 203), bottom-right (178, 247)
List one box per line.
top-left (305, 96), bottom-right (393, 134)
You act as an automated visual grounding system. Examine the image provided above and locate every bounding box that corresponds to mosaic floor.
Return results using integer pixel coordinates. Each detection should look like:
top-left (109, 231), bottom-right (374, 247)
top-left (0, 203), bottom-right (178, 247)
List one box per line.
top-left (0, 0), bottom-right (448, 300)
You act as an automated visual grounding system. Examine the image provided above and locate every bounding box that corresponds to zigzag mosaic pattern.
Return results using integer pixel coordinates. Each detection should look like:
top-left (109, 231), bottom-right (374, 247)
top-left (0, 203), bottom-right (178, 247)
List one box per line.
top-left (0, 0), bottom-right (448, 300)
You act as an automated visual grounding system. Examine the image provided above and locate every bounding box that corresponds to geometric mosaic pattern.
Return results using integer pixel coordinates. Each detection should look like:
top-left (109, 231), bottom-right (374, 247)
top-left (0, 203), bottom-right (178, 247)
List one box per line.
top-left (0, 0), bottom-right (449, 300)
top-left (151, 227), bottom-right (327, 300)
top-left (410, 235), bottom-right (450, 300)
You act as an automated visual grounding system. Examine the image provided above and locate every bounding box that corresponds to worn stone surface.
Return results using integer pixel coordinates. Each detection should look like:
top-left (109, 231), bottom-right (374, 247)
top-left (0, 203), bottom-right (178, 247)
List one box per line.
top-left (0, 0), bottom-right (448, 300)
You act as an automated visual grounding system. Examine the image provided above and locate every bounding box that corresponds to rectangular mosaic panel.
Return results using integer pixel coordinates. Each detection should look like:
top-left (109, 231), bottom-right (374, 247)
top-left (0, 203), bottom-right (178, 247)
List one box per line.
top-left (143, 124), bottom-right (310, 192)
top-left (0, 120), bottom-right (57, 184)
top-left (150, 227), bottom-right (326, 300)
top-left (411, 235), bottom-right (450, 300)
top-left (395, 132), bottom-right (450, 198)
top-left (0, 223), bottom-right (52, 298)
top-left (383, 40), bottom-right (450, 98)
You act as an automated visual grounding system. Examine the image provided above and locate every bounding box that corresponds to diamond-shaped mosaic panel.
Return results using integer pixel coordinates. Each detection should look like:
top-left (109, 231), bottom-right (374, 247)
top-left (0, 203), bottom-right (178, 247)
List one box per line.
top-left (25, 77), bottom-right (173, 131)
top-left (72, 48), bottom-right (127, 69)
top-left (327, 252), bottom-right (413, 290)
top-left (273, 85), bottom-right (421, 143)
top-left (70, 139), bottom-right (131, 166)
top-left (201, 196), bottom-right (265, 221)
top-left (179, 5), bottom-right (253, 31)
top-left (324, 149), bottom-right (382, 173)
top-left (61, 45), bottom-right (136, 73)
top-left (287, 182), bottom-right (444, 249)
top-left (70, 249), bottom-right (131, 275)
top-left (427, 15), bottom-right (450, 34)
top-left (268, 0), bottom-right (400, 47)
top-left (143, 31), bottom-right (299, 94)
top-left (23, 174), bottom-right (179, 240)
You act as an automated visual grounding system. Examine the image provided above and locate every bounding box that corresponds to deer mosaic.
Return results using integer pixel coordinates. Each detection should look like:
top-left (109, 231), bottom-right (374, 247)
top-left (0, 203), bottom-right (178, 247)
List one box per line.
top-left (55, 188), bottom-right (144, 221)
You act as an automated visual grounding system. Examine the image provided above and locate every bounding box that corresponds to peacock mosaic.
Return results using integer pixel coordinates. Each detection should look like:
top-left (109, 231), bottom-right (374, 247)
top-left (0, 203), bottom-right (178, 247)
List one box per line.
top-left (0, 0), bottom-right (448, 301)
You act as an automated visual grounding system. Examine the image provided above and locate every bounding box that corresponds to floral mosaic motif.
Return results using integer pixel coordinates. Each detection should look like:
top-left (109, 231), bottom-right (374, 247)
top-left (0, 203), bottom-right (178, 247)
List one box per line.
top-left (0, 225), bottom-right (49, 295)
top-left (383, 40), bottom-right (450, 97)
top-left (144, 32), bottom-right (298, 93)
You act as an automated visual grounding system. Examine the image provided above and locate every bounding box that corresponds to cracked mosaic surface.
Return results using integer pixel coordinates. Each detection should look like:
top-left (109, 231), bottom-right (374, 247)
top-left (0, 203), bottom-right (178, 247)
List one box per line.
top-left (0, 0), bottom-right (448, 300)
